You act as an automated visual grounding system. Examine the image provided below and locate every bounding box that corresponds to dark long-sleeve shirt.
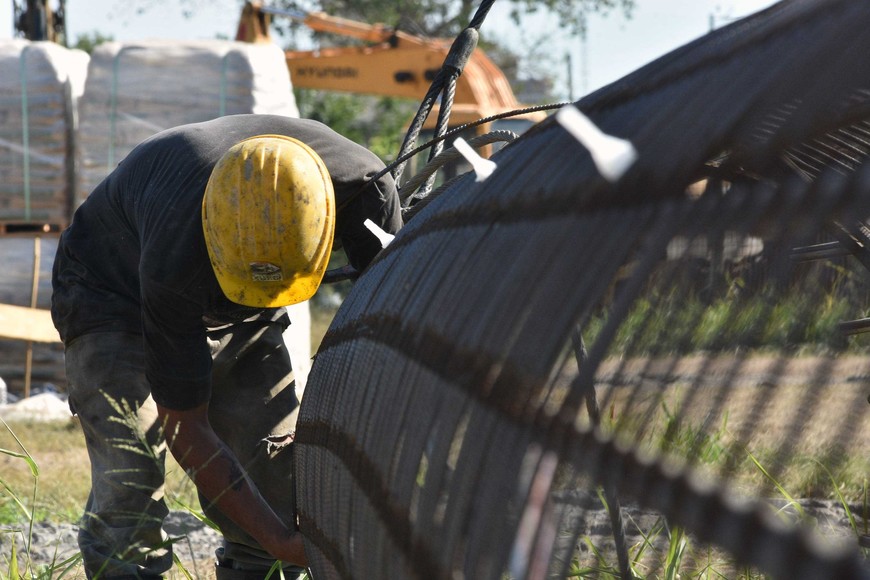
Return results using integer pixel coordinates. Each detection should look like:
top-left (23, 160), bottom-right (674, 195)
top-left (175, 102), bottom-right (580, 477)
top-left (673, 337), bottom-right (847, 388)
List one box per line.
top-left (52, 114), bottom-right (401, 410)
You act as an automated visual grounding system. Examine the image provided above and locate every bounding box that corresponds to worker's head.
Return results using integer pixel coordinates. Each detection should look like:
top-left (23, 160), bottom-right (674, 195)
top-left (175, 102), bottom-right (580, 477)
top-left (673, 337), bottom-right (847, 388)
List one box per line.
top-left (202, 134), bottom-right (335, 307)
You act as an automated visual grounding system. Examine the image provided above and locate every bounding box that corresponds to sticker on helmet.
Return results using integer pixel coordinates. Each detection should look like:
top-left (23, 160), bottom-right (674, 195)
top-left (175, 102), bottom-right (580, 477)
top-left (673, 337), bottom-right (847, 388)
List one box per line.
top-left (250, 262), bottom-right (284, 282)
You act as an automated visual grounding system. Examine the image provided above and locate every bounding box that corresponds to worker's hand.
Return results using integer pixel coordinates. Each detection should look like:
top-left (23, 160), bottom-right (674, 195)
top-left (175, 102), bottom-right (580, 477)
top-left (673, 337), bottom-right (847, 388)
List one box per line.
top-left (156, 401), bottom-right (308, 568)
top-left (260, 529), bottom-right (308, 568)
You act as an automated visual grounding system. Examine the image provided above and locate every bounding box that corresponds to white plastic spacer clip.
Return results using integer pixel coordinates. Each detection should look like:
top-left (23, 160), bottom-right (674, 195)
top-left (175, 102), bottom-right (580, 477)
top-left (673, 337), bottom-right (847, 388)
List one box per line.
top-left (364, 219), bottom-right (395, 249)
top-left (556, 104), bottom-right (637, 183)
top-left (454, 137), bottom-right (498, 182)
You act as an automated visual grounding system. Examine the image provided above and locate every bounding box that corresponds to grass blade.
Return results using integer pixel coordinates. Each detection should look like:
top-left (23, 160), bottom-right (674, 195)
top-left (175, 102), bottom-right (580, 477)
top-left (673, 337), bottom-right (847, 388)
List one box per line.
top-left (745, 447), bottom-right (804, 518)
top-left (813, 459), bottom-right (858, 538)
top-left (0, 418), bottom-right (39, 478)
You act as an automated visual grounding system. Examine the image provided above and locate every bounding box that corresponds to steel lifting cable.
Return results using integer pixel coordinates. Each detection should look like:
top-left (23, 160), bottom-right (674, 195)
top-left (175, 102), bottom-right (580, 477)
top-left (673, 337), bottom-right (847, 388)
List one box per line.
top-left (399, 173), bottom-right (466, 223)
top-left (354, 102), bottom-right (569, 211)
top-left (391, 0), bottom-right (498, 189)
top-left (399, 129), bottom-right (519, 205)
top-left (403, 102), bottom-right (570, 171)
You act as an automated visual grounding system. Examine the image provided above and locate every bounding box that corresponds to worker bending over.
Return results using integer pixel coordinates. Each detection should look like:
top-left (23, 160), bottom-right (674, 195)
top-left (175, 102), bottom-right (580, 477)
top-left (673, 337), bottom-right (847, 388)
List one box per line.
top-left (51, 114), bottom-right (402, 579)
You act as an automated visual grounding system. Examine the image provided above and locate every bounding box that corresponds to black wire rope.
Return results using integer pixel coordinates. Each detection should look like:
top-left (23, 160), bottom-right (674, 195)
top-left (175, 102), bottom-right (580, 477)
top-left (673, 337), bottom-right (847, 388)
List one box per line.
top-left (418, 74), bottom-right (459, 196)
top-left (351, 102), bottom-right (570, 212)
top-left (390, 0), bottom-right (498, 186)
top-left (400, 129), bottom-right (520, 205)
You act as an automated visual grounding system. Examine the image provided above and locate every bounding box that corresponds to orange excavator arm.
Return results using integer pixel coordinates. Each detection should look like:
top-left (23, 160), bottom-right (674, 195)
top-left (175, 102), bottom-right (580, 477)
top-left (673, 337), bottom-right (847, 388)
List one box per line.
top-left (236, 2), bottom-right (545, 128)
top-left (237, 1), bottom-right (423, 46)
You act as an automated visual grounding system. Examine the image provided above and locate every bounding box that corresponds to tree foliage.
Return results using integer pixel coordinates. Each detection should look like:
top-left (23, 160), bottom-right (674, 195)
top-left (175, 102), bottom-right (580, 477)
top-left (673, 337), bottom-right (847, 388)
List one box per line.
top-left (294, 92), bottom-right (414, 161)
top-left (270, 0), bottom-right (633, 38)
top-left (281, 0), bottom-right (481, 38)
top-left (72, 31), bottom-right (115, 54)
top-left (506, 0), bottom-right (634, 37)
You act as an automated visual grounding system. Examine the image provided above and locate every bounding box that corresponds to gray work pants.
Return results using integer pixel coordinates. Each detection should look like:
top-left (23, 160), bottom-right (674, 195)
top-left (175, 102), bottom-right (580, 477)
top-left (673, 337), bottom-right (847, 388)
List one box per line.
top-left (64, 313), bottom-right (303, 579)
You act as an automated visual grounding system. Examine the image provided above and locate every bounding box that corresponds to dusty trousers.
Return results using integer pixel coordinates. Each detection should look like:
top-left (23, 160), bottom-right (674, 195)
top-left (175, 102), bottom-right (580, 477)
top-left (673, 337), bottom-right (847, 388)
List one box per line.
top-left (64, 311), bottom-right (304, 579)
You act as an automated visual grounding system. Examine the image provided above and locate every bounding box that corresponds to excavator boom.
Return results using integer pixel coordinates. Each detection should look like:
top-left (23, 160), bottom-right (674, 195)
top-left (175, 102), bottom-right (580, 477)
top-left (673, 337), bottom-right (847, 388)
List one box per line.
top-left (236, 2), bottom-right (546, 129)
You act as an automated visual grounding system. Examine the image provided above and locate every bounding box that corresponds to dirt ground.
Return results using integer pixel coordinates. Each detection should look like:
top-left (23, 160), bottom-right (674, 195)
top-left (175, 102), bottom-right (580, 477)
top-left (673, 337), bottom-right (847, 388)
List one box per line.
top-left (4, 497), bottom-right (863, 579)
top-left (0, 511), bottom-right (222, 580)
top-left (589, 352), bottom-right (870, 457)
top-left (1, 350), bottom-right (867, 577)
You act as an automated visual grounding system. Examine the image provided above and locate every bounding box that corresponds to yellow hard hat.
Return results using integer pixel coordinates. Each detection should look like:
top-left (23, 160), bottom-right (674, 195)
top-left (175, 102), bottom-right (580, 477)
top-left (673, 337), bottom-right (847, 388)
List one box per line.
top-left (202, 134), bottom-right (335, 307)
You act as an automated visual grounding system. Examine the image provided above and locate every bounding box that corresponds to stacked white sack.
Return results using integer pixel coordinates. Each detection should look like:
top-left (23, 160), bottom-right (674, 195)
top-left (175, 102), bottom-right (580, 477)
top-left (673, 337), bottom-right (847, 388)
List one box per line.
top-left (0, 40), bottom-right (88, 224)
top-left (77, 39), bottom-right (300, 205)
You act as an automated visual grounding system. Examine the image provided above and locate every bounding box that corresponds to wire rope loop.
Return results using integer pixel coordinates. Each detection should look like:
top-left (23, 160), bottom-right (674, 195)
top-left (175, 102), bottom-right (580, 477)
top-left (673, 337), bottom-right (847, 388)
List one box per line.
top-left (399, 130), bottom-right (520, 208)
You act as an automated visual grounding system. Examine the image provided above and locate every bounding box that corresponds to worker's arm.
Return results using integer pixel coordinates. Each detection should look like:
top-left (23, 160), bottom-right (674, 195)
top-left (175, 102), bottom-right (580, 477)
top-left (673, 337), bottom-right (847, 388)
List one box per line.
top-left (156, 401), bottom-right (308, 567)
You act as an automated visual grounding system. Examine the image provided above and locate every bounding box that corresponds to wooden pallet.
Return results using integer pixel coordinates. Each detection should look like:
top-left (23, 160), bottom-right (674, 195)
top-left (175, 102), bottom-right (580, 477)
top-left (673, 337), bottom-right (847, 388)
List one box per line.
top-left (0, 303), bottom-right (59, 343)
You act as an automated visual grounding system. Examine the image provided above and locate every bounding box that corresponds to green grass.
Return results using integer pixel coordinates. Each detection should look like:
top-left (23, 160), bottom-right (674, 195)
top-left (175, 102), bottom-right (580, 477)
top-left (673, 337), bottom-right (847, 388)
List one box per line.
top-left (591, 284), bottom-right (869, 357)
top-left (3, 395), bottom-right (866, 579)
top-left (0, 420), bottom-right (88, 525)
top-left (3, 284), bottom-right (869, 578)
top-left (566, 437), bottom-right (869, 579)
top-left (0, 416), bottom-right (210, 579)
top-left (0, 419), bottom-right (201, 527)
top-left (597, 394), bottom-right (870, 504)
top-left (1, 417), bottom-right (84, 579)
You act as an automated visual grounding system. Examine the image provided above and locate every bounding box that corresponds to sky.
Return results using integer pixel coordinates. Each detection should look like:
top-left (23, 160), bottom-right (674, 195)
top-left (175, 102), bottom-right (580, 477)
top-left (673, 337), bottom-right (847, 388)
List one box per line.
top-left (0, 0), bottom-right (780, 99)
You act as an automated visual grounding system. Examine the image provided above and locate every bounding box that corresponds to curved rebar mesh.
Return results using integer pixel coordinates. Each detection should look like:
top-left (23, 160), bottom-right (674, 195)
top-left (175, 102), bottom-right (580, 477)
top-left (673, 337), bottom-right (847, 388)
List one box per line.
top-left (296, 1), bottom-right (870, 578)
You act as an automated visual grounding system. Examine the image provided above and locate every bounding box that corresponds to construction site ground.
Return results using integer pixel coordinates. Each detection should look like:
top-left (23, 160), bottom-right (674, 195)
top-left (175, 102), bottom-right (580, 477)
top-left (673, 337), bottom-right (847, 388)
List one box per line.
top-left (1, 239), bottom-right (867, 576)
